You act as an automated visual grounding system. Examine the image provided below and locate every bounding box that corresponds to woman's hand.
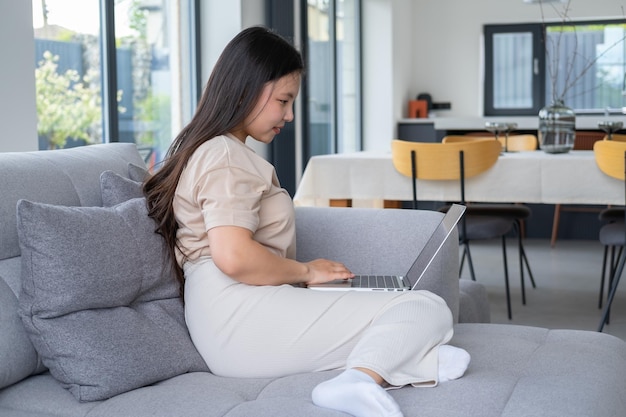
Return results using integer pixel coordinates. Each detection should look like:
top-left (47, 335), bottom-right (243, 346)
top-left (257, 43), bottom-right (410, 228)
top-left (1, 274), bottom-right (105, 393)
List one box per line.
top-left (208, 225), bottom-right (353, 286)
top-left (303, 259), bottom-right (354, 285)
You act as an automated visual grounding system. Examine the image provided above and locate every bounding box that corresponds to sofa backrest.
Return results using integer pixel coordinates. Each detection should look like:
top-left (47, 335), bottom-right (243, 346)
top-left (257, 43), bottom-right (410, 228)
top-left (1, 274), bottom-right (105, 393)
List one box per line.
top-left (295, 206), bottom-right (460, 322)
top-left (0, 143), bottom-right (145, 263)
top-left (0, 143), bottom-right (146, 389)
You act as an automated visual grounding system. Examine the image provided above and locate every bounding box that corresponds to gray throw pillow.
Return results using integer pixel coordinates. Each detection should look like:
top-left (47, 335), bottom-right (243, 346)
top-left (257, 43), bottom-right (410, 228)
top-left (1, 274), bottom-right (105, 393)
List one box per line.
top-left (100, 170), bottom-right (143, 207)
top-left (128, 162), bottom-right (149, 182)
top-left (16, 198), bottom-right (209, 402)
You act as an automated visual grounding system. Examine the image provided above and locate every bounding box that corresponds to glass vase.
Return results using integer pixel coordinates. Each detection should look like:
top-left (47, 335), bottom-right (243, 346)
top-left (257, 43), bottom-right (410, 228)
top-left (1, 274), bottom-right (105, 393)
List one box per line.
top-left (538, 100), bottom-right (576, 153)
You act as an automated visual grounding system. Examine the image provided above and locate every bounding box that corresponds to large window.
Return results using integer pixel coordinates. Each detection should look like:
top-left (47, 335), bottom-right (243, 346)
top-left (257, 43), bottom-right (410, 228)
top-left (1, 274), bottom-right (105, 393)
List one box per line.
top-left (303, 0), bottom-right (361, 158)
top-left (32, 0), bottom-right (199, 170)
top-left (484, 20), bottom-right (626, 116)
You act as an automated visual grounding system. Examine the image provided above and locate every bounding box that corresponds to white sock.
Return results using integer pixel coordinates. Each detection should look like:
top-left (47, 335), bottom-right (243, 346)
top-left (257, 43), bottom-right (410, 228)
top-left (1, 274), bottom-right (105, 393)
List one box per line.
top-left (438, 345), bottom-right (471, 382)
top-left (312, 369), bottom-right (404, 417)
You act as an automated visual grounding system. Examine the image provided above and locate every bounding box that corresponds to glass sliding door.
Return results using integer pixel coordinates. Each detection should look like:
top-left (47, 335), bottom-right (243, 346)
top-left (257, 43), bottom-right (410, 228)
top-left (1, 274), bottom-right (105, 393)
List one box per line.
top-left (336, 0), bottom-right (360, 153)
top-left (306, 0), bottom-right (334, 156)
top-left (304, 0), bottom-right (361, 159)
top-left (32, 0), bottom-right (199, 171)
top-left (33, 0), bottom-right (103, 150)
top-left (113, 0), bottom-right (197, 169)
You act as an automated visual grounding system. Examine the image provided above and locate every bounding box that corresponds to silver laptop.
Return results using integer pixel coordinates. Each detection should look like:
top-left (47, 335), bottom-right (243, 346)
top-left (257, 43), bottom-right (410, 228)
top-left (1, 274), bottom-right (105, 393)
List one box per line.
top-left (308, 204), bottom-right (465, 292)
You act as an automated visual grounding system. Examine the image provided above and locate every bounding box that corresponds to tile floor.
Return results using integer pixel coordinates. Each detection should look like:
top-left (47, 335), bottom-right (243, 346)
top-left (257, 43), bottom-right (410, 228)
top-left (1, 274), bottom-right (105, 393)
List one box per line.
top-left (462, 238), bottom-right (626, 341)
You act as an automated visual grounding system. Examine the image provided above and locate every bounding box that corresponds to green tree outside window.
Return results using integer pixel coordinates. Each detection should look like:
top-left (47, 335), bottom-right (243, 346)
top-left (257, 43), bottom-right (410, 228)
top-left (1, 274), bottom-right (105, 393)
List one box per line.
top-left (35, 51), bottom-right (104, 149)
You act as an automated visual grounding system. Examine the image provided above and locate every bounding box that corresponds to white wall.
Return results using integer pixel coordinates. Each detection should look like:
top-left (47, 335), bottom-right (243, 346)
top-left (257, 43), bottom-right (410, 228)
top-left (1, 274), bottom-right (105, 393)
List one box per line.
top-left (240, 0), bottom-right (269, 158)
top-left (241, 0), bottom-right (265, 28)
top-left (199, 1), bottom-right (242, 83)
top-left (199, 0), bottom-right (270, 157)
top-left (410, 0), bottom-right (626, 118)
top-left (199, 0), bottom-right (265, 83)
top-left (362, 0), bottom-right (394, 151)
top-left (0, 0), bottom-right (37, 152)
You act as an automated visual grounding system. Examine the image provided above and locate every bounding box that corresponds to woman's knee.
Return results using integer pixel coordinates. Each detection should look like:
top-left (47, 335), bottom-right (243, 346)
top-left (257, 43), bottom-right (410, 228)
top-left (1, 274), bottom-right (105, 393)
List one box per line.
top-left (375, 291), bottom-right (452, 325)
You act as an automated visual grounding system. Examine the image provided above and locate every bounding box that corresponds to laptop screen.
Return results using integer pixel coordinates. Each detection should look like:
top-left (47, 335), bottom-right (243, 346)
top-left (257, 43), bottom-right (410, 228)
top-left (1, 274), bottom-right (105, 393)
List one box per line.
top-left (403, 204), bottom-right (465, 289)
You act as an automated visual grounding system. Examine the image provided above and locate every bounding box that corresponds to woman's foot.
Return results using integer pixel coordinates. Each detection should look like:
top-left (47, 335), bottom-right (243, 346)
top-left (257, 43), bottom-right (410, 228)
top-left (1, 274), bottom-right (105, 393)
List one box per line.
top-left (312, 369), bottom-right (403, 417)
top-left (438, 345), bottom-right (471, 382)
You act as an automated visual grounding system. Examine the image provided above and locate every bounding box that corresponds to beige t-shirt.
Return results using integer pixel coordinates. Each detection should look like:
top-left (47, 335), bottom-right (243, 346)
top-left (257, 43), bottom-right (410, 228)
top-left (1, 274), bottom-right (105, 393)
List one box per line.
top-left (173, 134), bottom-right (296, 266)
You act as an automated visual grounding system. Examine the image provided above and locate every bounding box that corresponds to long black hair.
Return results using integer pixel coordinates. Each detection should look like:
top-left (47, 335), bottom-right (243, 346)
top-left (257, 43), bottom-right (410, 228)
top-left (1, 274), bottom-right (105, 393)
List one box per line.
top-left (144, 26), bottom-right (304, 290)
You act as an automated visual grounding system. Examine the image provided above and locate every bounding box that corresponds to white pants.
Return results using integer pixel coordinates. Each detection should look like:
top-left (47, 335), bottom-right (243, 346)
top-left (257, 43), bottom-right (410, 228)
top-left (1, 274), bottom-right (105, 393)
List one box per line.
top-left (184, 258), bottom-right (453, 387)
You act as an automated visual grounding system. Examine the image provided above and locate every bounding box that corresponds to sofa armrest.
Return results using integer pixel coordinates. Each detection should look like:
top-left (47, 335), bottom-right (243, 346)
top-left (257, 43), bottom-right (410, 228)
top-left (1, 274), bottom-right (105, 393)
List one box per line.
top-left (294, 207), bottom-right (460, 322)
top-left (458, 280), bottom-right (491, 323)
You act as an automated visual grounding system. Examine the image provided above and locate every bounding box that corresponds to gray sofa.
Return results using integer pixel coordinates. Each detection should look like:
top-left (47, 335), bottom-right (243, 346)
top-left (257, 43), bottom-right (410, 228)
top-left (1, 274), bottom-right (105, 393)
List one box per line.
top-left (1, 143), bottom-right (625, 417)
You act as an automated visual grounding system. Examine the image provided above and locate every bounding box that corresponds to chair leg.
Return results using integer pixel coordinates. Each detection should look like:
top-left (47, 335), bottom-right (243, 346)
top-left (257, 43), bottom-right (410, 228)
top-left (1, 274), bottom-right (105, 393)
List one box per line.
top-left (462, 241), bottom-right (477, 281)
top-left (551, 204), bottom-right (561, 248)
top-left (613, 247), bottom-right (623, 278)
top-left (459, 245), bottom-right (466, 277)
top-left (518, 226), bottom-right (526, 305)
top-left (514, 220), bottom-right (536, 306)
top-left (597, 249), bottom-right (626, 332)
top-left (605, 246), bottom-right (624, 323)
top-left (501, 235), bottom-right (512, 320)
top-left (599, 245), bottom-right (609, 309)
top-left (605, 246), bottom-right (622, 324)
top-left (521, 245), bottom-right (536, 288)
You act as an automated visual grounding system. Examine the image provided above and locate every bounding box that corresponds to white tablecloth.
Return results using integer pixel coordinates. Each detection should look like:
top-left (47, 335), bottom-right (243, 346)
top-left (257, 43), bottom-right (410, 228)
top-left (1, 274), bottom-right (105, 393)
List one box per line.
top-left (293, 150), bottom-right (624, 207)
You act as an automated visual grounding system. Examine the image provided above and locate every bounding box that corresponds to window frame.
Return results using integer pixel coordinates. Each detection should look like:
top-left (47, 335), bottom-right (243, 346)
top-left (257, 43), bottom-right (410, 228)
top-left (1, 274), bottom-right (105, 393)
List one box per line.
top-left (33, 0), bottom-right (201, 150)
top-left (100, 0), bottom-right (201, 144)
top-left (483, 23), bottom-right (544, 116)
top-left (484, 19), bottom-right (626, 116)
top-left (300, 0), bottom-right (363, 162)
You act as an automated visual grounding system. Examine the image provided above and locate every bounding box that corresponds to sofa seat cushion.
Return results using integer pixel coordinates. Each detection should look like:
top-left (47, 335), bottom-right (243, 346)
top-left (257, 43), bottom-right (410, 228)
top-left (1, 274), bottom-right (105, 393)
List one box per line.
top-left (397, 324), bottom-right (626, 416)
top-left (16, 198), bottom-right (208, 402)
top-left (1, 323), bottom-right (624, 417)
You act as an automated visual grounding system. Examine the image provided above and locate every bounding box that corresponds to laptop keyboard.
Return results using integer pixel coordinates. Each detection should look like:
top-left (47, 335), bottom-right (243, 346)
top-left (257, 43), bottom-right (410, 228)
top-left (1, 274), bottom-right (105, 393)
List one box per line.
top-left (352, 275), bottom-right (400, 288)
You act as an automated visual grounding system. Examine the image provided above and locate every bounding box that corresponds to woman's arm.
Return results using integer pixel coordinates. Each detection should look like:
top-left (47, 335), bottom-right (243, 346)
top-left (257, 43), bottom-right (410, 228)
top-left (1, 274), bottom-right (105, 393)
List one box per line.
top-left (208, 225), bottom-right (354, 286)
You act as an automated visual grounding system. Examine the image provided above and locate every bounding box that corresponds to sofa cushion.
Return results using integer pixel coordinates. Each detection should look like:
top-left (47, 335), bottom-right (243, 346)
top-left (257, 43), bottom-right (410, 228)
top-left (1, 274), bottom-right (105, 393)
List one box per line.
top-left (16, 198), bottom-right (209, 402)
top-left (0, 275), bottom-right (45, 390)
top-left (128, 162), bottom-right (149, 182)
top-left (100, 170), bottom-right (143, 207)
top-left (3, 325), bottom-right (625, 417)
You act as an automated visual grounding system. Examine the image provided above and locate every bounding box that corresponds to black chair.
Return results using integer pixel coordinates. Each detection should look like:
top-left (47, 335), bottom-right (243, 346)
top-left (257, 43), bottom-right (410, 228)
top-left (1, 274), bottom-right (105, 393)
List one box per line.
top-left (598, 207), bottom-right (624, 310)
top-left (391, 139), bottom-right (536, 320)
top-left (594, 140), bottom-right (626, 332)
top-left (551, 131), bottom-right (607, 247)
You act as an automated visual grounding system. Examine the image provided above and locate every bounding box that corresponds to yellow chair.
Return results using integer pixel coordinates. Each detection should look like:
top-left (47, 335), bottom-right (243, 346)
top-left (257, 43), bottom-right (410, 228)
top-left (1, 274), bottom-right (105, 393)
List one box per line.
top-left (596, 147), bottom-right (624, 310)
top-left (551, 130), bottom-right (608, 247)
top-left (391, 139), bottom-right (536, 319)
top-left (441, 135), bottom-right (493, 144)
top-left (442, 135), bottom-right (536, 239)
top-left (595, 139), bottom-right (626, 178)
top-left (442, 134), bottom-right (538, 152)
top-left (595, 140), bottom-right (626, 331)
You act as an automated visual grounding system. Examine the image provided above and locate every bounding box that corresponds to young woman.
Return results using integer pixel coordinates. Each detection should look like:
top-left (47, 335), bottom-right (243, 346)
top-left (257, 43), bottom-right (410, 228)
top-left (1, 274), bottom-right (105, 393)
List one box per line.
top-left (144, 26), bottom-right (470, 417)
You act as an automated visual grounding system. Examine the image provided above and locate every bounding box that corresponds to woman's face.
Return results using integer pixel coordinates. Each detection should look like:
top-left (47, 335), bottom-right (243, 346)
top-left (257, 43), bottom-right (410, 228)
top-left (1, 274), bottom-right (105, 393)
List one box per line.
top-left (231, 72), bottom-right (301, 144)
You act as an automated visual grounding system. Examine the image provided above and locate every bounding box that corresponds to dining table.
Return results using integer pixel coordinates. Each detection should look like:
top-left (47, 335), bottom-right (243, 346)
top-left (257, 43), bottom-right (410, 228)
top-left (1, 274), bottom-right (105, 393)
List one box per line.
top-left (293, 150), bottom-right (624, 208)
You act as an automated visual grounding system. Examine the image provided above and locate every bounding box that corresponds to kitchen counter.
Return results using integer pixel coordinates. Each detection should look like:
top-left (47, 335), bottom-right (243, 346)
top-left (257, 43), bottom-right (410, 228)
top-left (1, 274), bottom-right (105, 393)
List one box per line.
top-left (399, 115), bottom-right (626, 131)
